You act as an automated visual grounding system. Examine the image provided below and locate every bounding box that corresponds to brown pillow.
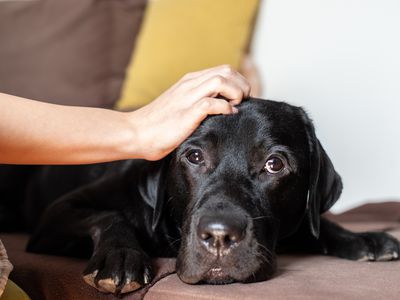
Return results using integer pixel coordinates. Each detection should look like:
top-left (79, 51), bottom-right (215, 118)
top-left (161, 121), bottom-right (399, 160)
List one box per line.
top-left (0, 0), bottom-right (146, 108)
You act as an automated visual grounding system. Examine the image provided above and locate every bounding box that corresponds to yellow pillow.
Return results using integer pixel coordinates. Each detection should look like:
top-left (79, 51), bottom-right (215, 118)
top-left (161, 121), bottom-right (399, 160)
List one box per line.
top-left (1, 280), bottom-right (30, 300)
top-left (117, 0), bottom-right (259, 109)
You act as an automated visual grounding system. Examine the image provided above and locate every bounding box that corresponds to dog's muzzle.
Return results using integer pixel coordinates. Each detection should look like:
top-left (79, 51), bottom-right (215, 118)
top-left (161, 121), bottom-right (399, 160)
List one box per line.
top-left (176, 197), bottom-right (275, 285)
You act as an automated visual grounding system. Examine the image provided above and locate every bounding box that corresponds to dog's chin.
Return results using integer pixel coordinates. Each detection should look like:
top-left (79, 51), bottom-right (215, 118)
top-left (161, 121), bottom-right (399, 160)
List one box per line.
top-left (201, 267), bottom-right (236, 284)
top-left (177, 261), bottom-right (275, 285)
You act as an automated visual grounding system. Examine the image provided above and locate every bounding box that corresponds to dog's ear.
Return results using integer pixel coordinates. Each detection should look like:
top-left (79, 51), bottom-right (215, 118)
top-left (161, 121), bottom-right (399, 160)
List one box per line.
top-left (300, 108), bottom-right (343, 238)
top-left (137, 158), bottom-right (170, 232)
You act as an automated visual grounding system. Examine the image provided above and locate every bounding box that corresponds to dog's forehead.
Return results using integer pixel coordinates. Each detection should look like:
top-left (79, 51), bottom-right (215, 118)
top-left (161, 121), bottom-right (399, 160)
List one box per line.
top-left (180, 99), bottom-right (307, 151)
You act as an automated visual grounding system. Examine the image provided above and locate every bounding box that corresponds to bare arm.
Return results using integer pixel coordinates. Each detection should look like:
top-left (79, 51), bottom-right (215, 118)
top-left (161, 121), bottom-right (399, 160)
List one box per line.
top-left (0, 65), bottom-right (250, 164)
top-left (0, 94), bottom-right (137, 164)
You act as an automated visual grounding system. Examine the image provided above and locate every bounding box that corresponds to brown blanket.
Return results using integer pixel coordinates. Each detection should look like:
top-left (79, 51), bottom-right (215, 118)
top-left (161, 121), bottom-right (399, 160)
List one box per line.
top-left (2, 202), bottom-right (400, 300)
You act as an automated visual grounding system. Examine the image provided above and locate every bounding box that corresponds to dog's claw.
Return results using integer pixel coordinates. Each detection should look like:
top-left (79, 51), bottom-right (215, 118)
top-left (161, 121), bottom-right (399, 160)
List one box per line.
top-left (120, 280), bottom-right (142, 294)
top-left (357, 256), bottom-right (369, 262)
top-left (375, 249), bottom-right (399, 261)
top-left (357, 249), bottom-right (399, 262)
top-left (144, 266), bottom-right (152, 285)
top-left (83, 273), bottom-right (142, 294)
top-left (367, 253), bottom-right (375, 261)
top-left (377, 253), bottom-right (394, 261)
top-left (144, 273), bottom-right (150, 285)
top-left (82, 247), bottom-right (152, 294)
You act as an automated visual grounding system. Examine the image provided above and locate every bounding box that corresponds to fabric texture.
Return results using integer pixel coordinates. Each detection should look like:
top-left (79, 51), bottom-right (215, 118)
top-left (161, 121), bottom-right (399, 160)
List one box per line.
top-left (116, 0), bottom-right (260, 109)
top-left (1, 202), bottom-right (400, 300)
top-left (0, 0), bottom-right (146, 108)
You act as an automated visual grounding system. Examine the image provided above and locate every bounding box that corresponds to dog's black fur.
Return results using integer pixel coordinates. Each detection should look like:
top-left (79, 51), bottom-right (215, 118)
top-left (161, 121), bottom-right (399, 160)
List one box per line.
top-left (1, 99), bottom-right (399, 294)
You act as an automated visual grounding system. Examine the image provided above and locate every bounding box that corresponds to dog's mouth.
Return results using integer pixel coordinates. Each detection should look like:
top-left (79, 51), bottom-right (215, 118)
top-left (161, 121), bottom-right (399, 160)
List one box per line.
top-left (201, 266), bottom-right (235, 284)
top-left (178, 255), bottom-right (275, 285)
top-left (177, 243), bottom-right (276, 285)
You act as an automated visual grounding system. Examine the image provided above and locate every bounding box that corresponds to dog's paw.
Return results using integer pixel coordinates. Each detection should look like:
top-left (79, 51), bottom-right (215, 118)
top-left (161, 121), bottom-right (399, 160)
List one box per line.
top-left (330, 231), bottom-right (400, 262)
top-left (355, 232), bottom-right (399, 261)
top-left (82, 247), bottom-right (152, 295)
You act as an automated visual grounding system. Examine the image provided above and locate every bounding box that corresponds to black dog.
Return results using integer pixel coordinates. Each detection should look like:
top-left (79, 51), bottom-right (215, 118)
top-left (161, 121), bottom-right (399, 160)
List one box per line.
top-left (1, 99), bottom-right (399, 295)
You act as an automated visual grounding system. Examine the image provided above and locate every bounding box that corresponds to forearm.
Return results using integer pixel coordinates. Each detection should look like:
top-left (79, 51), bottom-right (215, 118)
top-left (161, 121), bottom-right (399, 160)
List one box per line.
top-left (0, 66), bottom-right (250, 165)
top-left (0, 93), bottom-right (137, 164)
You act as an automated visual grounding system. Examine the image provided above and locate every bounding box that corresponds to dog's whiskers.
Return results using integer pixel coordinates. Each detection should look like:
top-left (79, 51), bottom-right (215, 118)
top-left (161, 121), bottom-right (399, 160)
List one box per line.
top-left (251, 215), bottom-right (269, 221)
top-left (165, 233), bottom-right (181, 247)
top-left (169, 238), bottom-right (181, 247)
top-left (256, 252), bottom-right (270, 266)
top-left (252, 271), bottom-right (257, 282)
top-left (256, 242), bottom-right (274, 260)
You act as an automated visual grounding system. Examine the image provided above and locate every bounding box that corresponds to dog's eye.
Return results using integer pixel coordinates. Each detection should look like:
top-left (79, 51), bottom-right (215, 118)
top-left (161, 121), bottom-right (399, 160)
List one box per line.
top-left (264, 156), bottom-right (284, 174)
top-left (186, 150), bottom-right (204, 165)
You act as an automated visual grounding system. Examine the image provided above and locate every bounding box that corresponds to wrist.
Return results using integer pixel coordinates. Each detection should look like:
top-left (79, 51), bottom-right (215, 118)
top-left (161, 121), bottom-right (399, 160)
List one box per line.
top-left (118, 111), bottom-right (142, 160)
top-left (124, 108), bottom-right (167, 161)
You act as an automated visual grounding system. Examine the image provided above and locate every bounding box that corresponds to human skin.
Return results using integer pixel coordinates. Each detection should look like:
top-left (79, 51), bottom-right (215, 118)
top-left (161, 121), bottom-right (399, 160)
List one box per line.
top-left (0, 65), bottom-right (250, 165)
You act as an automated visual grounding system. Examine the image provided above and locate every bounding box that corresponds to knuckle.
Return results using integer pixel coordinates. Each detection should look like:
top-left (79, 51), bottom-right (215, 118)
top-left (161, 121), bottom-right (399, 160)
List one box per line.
top-left (211, 75), bottom-right (226, 86)
top-left (181, 72), bottom-right (194, 81)
top-left (176, 78), bottom-right (192, 91)
top-left (221, 64), bottom-right (235, 76)
top-left (232, 90), bottom-right (243, 101)
top-left (199, 98), bottom-right (213, 111)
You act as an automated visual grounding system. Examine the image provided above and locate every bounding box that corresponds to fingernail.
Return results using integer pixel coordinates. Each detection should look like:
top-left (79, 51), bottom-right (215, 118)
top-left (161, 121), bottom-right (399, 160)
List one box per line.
top-left (232, 107), bottom-right (239, 114)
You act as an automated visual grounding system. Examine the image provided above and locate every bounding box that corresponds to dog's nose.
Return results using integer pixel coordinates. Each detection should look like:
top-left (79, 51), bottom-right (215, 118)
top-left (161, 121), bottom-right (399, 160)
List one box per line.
top-left (197, 215), bottom-right (246, 254)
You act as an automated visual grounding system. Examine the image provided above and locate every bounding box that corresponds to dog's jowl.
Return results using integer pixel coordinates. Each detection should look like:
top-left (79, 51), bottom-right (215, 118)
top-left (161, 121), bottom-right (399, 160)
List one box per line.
top-left (1, 99), bottom-right (399, 295)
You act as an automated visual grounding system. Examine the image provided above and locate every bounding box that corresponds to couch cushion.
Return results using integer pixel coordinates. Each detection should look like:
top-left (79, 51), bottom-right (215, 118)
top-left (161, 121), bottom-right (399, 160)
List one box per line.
top-left (0, 0), bottom-right (146, 108)
top-left (2, 234), bottom-right (174, 300)
top-left (145, 206), bottom-right (400, 300)
top-left (2, 202), bottom-right (400, 300)
top-left (116, 0), bottom-right (260, 109)
top-left (1, 280), bottom-right (30, 300)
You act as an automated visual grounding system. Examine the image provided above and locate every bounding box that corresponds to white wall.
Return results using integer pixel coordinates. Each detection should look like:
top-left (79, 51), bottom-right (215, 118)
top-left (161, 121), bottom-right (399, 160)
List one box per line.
top-left (252, 0), bottom-right (400, 213)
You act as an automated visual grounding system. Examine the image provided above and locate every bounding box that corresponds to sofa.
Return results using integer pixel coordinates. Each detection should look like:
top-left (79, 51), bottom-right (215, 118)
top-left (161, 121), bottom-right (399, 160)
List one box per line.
top-left (1, 202), bottom-right (400, 299)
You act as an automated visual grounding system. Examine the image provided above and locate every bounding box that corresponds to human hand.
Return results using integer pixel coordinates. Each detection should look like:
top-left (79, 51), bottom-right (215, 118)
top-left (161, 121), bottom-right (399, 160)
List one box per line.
top-left (127, 65), bottom-right (251, 160)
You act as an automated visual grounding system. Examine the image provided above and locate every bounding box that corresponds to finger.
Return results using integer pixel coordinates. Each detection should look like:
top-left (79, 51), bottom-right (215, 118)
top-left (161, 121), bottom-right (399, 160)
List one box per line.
top-left (191, 75), bottom-right (245, 105)
top-left (193, 97), bottom-right (239, 118)
top-left (179, 65), bottom-right (251, 99)
top-left (218, 67), bottom-right (251, 100)
top-left (179, 65), bottom-right (234, 81)
top-left (183, 97), bottom-right (238, 137)
top-left (211, 65), bottom-right (251, 98)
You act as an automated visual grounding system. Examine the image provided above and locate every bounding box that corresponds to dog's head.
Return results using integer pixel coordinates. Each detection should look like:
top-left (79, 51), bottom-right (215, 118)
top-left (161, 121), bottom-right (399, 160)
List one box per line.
top-left (164, 99), bottom-right (342, 284)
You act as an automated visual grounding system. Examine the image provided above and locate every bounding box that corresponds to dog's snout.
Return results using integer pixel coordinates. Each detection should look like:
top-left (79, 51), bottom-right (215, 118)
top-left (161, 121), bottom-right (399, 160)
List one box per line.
top-left (197, 215), bottom-right (246, 254)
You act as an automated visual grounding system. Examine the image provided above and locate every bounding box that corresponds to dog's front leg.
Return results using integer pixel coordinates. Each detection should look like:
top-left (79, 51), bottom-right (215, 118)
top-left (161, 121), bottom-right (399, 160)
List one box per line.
top-left (29, 197), bottom-right (153, 295)
top-left (316, 217), bottom-right (400, 261)
top-left (82, 213), bottom-right (152, 295)
top-left (27, 174), bottom-right (154, 295)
